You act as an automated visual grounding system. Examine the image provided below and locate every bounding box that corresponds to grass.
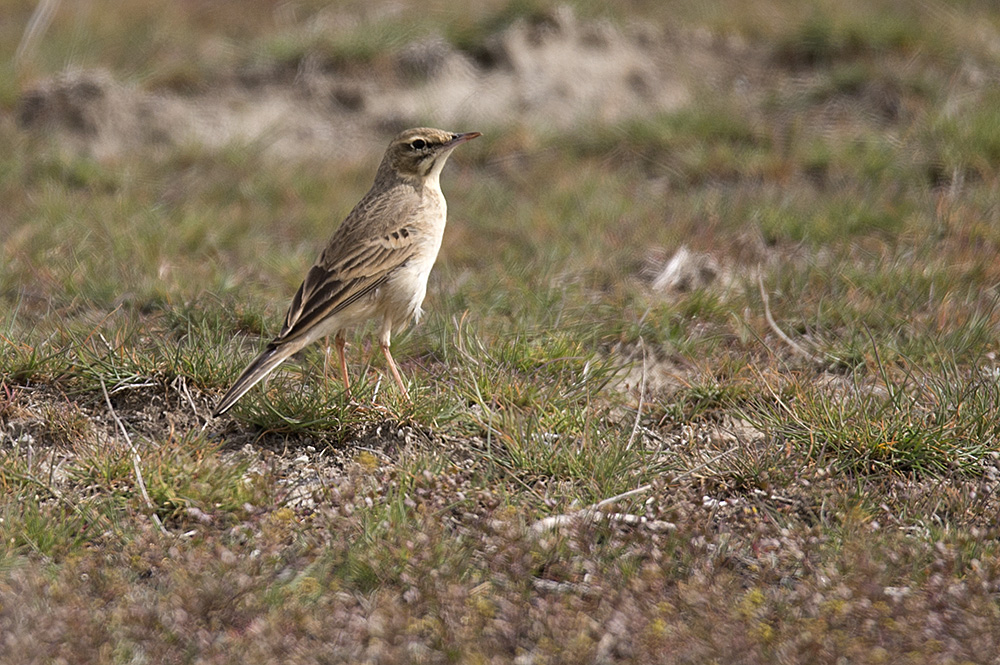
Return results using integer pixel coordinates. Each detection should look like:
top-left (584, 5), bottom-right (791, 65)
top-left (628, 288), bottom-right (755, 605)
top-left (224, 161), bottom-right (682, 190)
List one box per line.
top-left (3, 0), bottom-right (1000, 661)
top-left (746, 356), bottom-right (1000, 476)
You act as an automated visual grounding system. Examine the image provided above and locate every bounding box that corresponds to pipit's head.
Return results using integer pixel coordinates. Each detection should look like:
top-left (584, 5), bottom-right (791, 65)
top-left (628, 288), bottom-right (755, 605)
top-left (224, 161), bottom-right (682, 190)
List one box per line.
top-left (380, 127), bottom-right (481, 184)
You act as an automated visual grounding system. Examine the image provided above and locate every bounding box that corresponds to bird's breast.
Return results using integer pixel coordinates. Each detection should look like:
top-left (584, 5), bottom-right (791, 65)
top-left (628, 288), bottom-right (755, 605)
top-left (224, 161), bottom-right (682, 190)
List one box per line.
top-left (378, 186), bottom-right (448, 328)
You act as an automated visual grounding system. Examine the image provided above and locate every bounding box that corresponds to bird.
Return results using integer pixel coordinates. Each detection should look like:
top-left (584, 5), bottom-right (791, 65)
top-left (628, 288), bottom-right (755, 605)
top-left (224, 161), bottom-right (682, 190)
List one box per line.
top-left (212, 127), bottom-right (481, 417)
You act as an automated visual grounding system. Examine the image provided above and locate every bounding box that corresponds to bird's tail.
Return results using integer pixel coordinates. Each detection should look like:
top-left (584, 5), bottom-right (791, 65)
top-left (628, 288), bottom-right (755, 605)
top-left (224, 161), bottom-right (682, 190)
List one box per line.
top-left (213, 342), bottom-right (301, 417)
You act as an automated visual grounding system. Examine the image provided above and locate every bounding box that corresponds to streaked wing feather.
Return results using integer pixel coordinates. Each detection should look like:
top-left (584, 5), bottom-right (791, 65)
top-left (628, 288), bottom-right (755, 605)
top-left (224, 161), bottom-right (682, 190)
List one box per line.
top-left (278, 272), bottom-right (387, 342)
top-left (275, 187), bottom-right (423, 343)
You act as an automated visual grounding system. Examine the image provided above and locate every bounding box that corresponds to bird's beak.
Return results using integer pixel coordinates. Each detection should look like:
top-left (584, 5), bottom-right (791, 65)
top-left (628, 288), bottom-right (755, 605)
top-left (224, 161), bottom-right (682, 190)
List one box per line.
top-left (448, 132), bottom-right (482, 146)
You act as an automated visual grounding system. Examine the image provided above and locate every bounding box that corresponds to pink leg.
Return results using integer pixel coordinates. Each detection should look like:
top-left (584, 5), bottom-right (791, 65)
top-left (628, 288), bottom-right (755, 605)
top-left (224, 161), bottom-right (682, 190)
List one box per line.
top-left (380, 341), bottom-right (410, 399)
top-left (335, 332), bottom-right (351, 396)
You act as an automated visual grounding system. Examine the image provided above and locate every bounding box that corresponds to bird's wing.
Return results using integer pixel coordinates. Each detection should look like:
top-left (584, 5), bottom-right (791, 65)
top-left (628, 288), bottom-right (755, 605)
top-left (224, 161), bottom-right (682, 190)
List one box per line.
top-left (274, 186), bottom-right (423, 345)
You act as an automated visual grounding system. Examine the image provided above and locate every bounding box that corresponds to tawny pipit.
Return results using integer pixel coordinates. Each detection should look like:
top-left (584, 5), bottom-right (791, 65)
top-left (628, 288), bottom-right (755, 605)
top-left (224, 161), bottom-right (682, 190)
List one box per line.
top-left (213, 128), bottom-right (480, 417)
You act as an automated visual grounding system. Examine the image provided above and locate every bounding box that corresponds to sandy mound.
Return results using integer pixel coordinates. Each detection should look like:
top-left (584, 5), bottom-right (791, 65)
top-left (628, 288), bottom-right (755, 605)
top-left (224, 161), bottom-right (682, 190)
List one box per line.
top-left (15, 7), bottom-right (710, 161)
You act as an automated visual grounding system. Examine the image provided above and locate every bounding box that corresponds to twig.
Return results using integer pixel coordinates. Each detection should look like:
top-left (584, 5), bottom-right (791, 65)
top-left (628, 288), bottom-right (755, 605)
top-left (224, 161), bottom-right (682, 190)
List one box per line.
top-left (532, 578), bottom-right (598, 595)
top-left (757, 273), bottom-right (826, 364)
top-left (531, 509), bottom-right (676, 534)
top-left (624, 338), bottom-right (647, 452)
top-left (592, 483), bottom-right (654, 510)
top-left (172, 375), bottom-right (201, 420)
top-left (530, 445), bottom-right (740, 535)
top-left (15, 0), bottom-right (60, 67)
top-left (109, 380), bottom-right (158, 395)
top-left (452, 311), bottom-right (481, 367)
top-left (101, 378), bottom-right (168, 535)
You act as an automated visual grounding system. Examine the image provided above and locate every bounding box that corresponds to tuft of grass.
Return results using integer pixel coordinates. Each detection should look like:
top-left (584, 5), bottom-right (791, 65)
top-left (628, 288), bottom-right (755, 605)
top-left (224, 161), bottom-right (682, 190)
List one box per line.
top-left (745, 357), bottom-right (1000, 476)
top-left (142, 431), bottom-right (267, 525)
top-left (656, 364), bottom-right (757, 423)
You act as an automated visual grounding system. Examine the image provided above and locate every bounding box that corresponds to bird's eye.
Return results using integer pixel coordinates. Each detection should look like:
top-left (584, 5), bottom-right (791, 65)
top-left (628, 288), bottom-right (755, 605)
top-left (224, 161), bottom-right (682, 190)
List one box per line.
top-left (410, 139), bottom-right (427, 150)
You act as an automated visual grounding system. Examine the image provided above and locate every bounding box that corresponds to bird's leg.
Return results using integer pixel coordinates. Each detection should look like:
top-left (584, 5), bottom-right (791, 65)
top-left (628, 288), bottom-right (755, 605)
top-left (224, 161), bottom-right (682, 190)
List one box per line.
top-left (380, 342), bottom-right (410, 399)
top-left (376, 325), bottom-right (409, 399)
top-left (335, 332), bottom-right (351, 397)
top-left (323, 336), bottom-right (332, 380)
